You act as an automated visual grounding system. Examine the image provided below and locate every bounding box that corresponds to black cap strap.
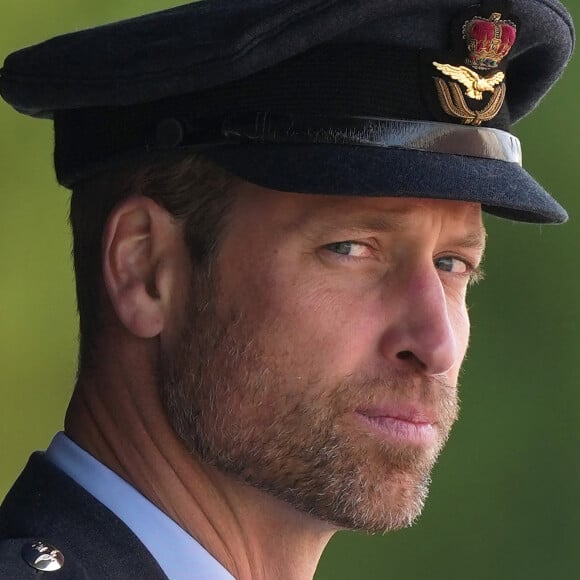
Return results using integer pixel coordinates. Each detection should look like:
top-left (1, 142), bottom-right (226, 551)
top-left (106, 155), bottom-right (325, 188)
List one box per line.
top-left (217, 113), bottom-right (522, 165)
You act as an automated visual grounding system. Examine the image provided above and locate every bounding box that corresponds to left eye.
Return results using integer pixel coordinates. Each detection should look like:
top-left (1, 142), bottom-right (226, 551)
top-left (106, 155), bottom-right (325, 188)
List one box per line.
top-left (435, 256), bottom-right (469, 274)
top-left (325, 241), bottom-right (370, 258)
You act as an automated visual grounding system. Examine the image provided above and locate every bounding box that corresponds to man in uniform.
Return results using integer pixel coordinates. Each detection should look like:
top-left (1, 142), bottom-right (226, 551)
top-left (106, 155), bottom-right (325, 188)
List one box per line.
top-left (0, 0), bottom-right (574, 578)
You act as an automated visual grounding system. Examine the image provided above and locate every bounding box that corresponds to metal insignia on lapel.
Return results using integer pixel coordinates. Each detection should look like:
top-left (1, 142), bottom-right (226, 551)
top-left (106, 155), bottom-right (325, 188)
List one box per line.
top-left (432, 11), bottom-right (517, 126)
top-left (21, 541), bottom-right (65, 572)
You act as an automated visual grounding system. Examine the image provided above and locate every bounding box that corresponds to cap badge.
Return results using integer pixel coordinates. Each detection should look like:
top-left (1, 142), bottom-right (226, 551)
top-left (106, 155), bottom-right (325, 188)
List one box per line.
top-left (433, 62), bottom-right (504, 101)
top-left (431, 11), bottom-right (516, 126)
top-left (463, 12), bottom-right (517, 71)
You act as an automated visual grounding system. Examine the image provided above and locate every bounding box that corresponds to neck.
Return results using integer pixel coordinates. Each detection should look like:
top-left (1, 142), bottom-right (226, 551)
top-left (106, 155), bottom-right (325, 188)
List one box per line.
top-left (65, 336), bottom-right (334, 580)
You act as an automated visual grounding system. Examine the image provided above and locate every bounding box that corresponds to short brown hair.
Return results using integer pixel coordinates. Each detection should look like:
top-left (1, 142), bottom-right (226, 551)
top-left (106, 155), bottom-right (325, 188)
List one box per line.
top-left (69, 153), bottom-right (239, 371)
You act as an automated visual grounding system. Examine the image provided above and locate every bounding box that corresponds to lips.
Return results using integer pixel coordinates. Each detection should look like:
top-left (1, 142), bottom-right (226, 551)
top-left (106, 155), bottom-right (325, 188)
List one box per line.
top-left (355, 406), bottom-right (439, 446)
top-left (357, 406), bottom-right (437, 424)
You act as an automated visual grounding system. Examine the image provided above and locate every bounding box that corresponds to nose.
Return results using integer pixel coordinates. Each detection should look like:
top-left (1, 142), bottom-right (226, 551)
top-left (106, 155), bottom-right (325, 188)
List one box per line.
top-left (378, 269), bottom-right (460, 376)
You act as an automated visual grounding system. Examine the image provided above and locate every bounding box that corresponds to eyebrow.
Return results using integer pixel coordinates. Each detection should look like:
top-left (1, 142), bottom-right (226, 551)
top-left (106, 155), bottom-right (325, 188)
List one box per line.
top-left (294, 209), bottom-right (487, 252)
top-left (448, 228), bottom-right (487, 253)
top-left (294, 211), bottom-right (409, 239)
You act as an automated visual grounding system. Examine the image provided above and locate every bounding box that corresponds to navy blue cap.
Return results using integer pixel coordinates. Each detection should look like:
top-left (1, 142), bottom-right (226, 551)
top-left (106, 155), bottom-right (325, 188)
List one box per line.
top-left (0, 0), bottom-right (575, 223)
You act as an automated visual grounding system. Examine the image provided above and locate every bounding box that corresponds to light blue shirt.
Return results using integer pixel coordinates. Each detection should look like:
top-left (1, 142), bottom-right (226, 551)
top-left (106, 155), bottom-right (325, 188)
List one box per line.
top-left (46, 432), bottom-right (235, 580)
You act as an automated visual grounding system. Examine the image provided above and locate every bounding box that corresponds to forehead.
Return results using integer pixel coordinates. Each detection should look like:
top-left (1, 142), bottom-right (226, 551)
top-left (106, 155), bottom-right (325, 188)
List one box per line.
top-left (229, 181), bottom-right (485, 241)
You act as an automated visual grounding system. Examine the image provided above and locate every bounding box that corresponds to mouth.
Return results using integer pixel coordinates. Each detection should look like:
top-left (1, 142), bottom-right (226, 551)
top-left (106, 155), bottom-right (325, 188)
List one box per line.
top-left (355, 407), bottom-right (438, 447)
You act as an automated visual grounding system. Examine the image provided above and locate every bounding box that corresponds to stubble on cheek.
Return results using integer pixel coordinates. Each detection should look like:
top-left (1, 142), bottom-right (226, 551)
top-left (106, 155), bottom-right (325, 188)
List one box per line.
top-left (160, 282), bottom-right (459, 534)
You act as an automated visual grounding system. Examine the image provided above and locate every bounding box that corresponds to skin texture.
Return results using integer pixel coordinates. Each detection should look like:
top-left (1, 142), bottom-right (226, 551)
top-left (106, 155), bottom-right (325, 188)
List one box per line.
top-left (66, 183), bottom-right (486, 580)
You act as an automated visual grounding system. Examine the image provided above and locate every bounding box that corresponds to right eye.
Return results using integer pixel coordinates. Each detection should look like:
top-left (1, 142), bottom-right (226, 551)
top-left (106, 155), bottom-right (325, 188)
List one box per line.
top-left (324, 241), bottom-right (372, 259)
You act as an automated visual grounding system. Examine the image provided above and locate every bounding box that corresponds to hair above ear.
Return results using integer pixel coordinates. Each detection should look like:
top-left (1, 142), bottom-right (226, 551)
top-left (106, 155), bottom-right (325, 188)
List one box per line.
top-left (70, 154), bottom-right (237, 371)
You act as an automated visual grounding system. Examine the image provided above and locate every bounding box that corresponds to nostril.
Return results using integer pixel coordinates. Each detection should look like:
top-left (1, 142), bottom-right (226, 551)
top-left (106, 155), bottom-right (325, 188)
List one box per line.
top-left (396, 350), bottom-right (426, 369)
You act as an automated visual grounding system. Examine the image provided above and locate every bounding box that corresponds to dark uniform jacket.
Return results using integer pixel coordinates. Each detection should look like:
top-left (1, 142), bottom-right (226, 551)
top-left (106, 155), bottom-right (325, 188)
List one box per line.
top-left (0, 453), bottom-right (168, 579)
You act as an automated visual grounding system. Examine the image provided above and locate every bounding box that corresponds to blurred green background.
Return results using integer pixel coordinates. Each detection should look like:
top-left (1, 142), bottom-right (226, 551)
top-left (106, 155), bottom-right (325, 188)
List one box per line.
top-left (1, 1), bottom-right (579, 578)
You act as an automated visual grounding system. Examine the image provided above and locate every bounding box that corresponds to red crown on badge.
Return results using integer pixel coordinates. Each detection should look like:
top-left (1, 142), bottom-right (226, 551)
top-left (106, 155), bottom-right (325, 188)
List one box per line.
top-left (462, 12), bottom-right (517, 70)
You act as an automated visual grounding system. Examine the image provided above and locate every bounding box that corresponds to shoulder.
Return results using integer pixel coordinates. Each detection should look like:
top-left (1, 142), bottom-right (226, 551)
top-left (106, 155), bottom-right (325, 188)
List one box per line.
top-left (0, 453), bottom-right (168, 579)
top-left (0, 537), bottom-right (88, 579)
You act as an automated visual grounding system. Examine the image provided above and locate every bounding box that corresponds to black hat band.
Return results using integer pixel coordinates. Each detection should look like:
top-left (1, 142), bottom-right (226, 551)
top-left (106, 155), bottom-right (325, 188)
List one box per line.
top-left (56, 111), bottom-right (521, 187)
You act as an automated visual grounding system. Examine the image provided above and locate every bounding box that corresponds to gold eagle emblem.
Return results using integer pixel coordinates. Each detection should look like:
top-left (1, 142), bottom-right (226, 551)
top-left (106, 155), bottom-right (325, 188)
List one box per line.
top-left (433, 62), bottom-right (505, 100)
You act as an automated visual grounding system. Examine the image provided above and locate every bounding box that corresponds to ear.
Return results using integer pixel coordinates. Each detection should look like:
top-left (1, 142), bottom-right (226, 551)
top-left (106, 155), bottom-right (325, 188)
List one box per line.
top-left (102, 196), bottom-right (184, 338)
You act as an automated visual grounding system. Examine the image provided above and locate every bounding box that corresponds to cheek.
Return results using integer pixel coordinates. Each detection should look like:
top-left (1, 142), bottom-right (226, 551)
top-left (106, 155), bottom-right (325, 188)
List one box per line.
top-left (267, 282), bottom-right (385, 381)
top-left (227, 258), bottom-right (370, 370)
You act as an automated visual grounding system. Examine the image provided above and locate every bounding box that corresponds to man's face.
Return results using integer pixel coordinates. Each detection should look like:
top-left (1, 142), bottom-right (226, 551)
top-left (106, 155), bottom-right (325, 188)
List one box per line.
top-left (160, 184), bottom-right (485, 533)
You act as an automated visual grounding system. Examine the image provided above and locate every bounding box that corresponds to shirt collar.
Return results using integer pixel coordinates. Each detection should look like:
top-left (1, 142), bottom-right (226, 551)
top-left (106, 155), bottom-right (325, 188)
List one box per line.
top-left (46, 432), bottom-right (235, 580)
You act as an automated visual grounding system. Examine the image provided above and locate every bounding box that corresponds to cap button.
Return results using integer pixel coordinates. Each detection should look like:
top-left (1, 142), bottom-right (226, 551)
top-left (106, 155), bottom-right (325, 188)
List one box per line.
top-left (155, 117), bottom-right (185, 148)
top-left (21, 541), bottom-right (64, 572)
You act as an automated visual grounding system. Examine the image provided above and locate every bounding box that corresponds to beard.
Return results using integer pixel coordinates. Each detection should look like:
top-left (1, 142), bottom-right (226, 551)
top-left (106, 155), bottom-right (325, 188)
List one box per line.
top-left (159, 270), bottom-right (459, 534)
